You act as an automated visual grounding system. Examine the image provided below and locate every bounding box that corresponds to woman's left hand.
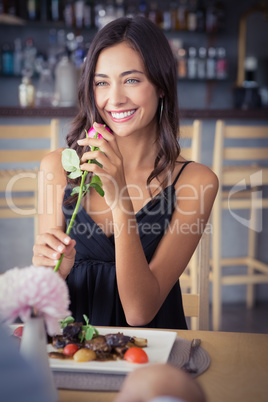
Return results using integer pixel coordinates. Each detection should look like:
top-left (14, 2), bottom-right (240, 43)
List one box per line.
top-left (77, 123), bottom-right (127, 209)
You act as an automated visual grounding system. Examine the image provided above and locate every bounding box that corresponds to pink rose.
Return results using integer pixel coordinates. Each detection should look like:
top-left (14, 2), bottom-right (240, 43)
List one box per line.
top-left (87, 125), bottom-right (112, 139)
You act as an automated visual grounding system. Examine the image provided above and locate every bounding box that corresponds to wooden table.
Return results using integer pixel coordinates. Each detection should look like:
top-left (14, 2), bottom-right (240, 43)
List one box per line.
top-left (58, 329), bottom-right (268, 402)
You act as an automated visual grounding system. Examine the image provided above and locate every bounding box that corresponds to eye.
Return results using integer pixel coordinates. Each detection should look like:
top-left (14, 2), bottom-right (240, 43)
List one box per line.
top-left (126, 78), bottom-right (139, 84)
top-left (95, 81), bottom-right (108, 87)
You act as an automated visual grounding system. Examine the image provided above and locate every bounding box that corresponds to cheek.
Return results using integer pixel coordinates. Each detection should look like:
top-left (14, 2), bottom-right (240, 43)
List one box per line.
top-left (93, 89), bottom-right (104, 109)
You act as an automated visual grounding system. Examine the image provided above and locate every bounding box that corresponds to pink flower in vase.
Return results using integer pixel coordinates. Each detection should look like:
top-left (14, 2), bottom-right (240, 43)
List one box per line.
top-left (0, 265), bottom-right (70, 335)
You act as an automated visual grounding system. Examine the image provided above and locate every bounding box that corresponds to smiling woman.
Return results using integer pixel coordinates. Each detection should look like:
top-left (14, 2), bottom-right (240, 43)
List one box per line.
top-left (32, 16), bottom-right (218, 330)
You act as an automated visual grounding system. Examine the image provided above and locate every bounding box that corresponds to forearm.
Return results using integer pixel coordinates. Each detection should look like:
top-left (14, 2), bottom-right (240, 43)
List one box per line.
top-left (112, 198), bottom-right (161, 326)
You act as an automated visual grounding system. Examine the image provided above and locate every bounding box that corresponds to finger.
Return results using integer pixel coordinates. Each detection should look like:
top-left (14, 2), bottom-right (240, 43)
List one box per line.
top-left (92, 122), bottom-right (114, 140)
top-left (36, 232), bottom-right (70, 255)
top-left (80, 150), bottom-right (107, 165)
top-left (36, 228), bottom-right (71, 246)
top-left (62, 240), bottom-right (76, 258)
top-left (33, 240), bottom-right (76, 267)
top-left (34, 243), bottom-right (61, 261)
top-left (32, 254), bottom-right (59, 268)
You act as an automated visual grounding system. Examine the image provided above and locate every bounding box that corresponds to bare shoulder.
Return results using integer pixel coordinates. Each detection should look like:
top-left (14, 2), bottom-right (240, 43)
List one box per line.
top-left (40, 147), bottom-right (65, 169)
top-left (180, 161), bottom-right (218, 188)
top-left (40, 148), bottom-right (67, 184)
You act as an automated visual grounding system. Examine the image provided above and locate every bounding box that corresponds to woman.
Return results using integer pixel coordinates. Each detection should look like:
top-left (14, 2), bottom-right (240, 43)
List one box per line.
top-left (33, 16), bottom-right (218, 329)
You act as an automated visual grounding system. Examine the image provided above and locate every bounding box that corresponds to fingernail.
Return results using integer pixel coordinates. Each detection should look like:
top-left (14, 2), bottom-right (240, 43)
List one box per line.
top-left (94, 122), bottom-right (102, 127)
top-left (77, 139), bottom-right (83, 144)
top-left (54, 260), bottom-right (59, 264)
top-left (64, 237), bottom-right (70, 245)
top-left (58, 245), bottom-right (64, 252)
top-left (53, 252), bottom-right (59, 258)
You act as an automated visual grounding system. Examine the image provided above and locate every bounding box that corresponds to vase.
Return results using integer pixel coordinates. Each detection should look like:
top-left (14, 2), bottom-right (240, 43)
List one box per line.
top-left (20, 316), bottom-right (58, 402)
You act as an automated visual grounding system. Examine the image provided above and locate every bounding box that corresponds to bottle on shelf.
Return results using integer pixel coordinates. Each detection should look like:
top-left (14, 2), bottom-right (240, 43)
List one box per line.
top-left (206, 0), bottom-right (217, 34)
top-left (197, 46), bottom-right (206, 79)
top-left (187, 47), bottom-right (197, 79)
top-left (27, 0), bottom-right (39, 21)
top-left (170, 1), bottom-right (178, 31)
top-left (1, 43), bottom-right (14, 75)
top-left (18, 72), bottom-right (35, 108)
top-left (162, 3), bottom-right (172, 31)
top-left (216, 47), bottom-right (227, 79)
top-left (35, 63), bottom-right (56, 107)
top-left (187, 0), bottom-right (197, 32)
top-left (94, 2), bottom-right (106, 30)
top-left (13, 38), bottom-right (23, 76)
top-left (206, 47), bottom-right (216, 79)
top-left (177, 0), bottom-right (188, 31)
top-left (23, 37), bottom-right (37, 77)
top-left (148, 1), bottom-right (162, 28)
top-left (196, 0), bottom-right (206, 32)
top-left (64, 0), bottom-right (74, 27)
top-left (72, 35), bottom-right (86, 69)
top-left (84, 0), bottom-right (93, 27)
top-left (54, 49), bottom-right (78, 107)
top-left (50, 0), bottom-right (61, 22)
top-left (74, 0), bottom-right (85, 28)
top-left (138, 0), bottom-right (147, 18)
top-left (177, 47), bottom-right (187, 79)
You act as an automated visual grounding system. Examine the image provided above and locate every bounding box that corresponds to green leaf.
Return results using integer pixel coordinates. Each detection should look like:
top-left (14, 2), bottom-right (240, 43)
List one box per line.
top-left (85, 327), bottom-right (94, 340)
top-left (62, 149), bottom-right (80, 172)
top-left (83, 314), bottom-right (89, 326)
top-left (70, 186), bottom-right (81, 195)
top-left (91, 175), bottom-right (103, 186)
top-left (89, 182), bottom-right (105, 197)
top-left (59, 316), bottom-right (75, 329)
top-left (68, 169), bottom-right (82, 179)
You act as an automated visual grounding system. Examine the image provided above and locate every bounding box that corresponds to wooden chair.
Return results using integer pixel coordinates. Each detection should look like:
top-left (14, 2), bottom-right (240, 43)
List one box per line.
top-left (178, 120), bottom-right (205, 329)
top-left (210, 120), bottom-right (268, 331)
top-left (0, 119), bottom-right (59, 239)
top-left (182, 229), bottom-right (210, 330)
top-left (179, 119), bottom-right (202, 163)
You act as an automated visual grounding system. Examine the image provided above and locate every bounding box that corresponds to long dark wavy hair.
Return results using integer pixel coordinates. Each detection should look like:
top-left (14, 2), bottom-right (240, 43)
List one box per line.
top-left (66, 16), bottom-right (181, 199)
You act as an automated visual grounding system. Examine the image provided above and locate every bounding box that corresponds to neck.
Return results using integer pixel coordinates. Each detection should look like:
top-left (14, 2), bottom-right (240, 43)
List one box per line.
top-left (118, 134), bottom-right (158, 173)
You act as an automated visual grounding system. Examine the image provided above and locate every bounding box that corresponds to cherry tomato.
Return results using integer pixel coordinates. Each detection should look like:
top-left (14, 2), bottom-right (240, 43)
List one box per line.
top-left (13, 326), bottom-right (23, 338)
top-left (63, 344), bottom-right (79, 356)
top-left (124, 347), bottom-right (149, 364)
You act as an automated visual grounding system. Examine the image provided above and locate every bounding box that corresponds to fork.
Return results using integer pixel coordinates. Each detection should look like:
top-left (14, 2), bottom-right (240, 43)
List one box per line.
top-left (182, 338), bottom-right (201, 374)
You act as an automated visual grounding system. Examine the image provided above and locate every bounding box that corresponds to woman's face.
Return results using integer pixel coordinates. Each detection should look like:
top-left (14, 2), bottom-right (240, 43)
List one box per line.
top-left (93, 41), bottom-right (160, 138)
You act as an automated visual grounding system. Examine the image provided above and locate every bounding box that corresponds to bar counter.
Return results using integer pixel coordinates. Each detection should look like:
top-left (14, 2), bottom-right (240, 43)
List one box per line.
top-left (0, 107), bottom-right (267, 120)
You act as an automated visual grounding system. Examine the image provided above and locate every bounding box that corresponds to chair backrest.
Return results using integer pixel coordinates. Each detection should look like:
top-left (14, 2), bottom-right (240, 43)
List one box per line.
top-left (0, 119), bottom-right (59, 237)
top-left (213, 120), bottom-right (268, 186)
top-left (0, 119), bottom-right (59, 164)
top-left (178, 120), bottom-right (207, 329)
top-left (182, 229), bottom-right (210, 330)
top-left (179, 120), bottom-right (202, 162)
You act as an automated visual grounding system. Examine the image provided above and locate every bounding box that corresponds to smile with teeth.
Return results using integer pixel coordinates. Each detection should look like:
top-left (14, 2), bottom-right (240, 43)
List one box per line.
top-left (110, 110), bottom-right (136, 120)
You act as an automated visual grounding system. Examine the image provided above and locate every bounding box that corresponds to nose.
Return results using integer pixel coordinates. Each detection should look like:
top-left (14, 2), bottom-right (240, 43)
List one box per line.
top-left (108, 83), bottom-right (127, 106)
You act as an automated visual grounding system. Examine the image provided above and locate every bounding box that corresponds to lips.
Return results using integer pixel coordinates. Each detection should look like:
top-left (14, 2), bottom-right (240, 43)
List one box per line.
top-left (109, 109), bottom-right (136, 121)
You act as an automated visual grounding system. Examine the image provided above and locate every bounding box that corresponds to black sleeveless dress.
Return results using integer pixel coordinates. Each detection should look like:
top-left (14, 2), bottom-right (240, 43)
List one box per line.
top-left (63, 161), bottom-right (192, 329)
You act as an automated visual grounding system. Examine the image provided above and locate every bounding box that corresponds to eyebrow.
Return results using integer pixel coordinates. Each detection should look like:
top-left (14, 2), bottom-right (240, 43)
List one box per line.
top-left (94, 69), bottom-right (144, 78)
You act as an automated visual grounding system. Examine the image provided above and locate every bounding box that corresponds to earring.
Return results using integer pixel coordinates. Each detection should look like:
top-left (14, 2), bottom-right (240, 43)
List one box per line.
top-left (159, 97), bottom-right (164, 123)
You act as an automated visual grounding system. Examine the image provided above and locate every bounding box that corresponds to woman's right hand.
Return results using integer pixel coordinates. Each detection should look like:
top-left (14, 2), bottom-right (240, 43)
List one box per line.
top-left (32, 228), bottom-right (76, 279)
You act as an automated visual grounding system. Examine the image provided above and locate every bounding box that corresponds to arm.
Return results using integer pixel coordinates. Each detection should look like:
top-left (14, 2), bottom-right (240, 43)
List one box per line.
top-left (113, 163), bottom-right (218, 325)
top-left (32, 149), bottom-right (76, 279)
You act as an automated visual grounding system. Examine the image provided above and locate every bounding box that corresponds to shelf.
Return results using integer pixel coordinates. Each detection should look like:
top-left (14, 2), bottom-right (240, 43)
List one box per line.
top-left (0, 107), bottom-right (267, 120)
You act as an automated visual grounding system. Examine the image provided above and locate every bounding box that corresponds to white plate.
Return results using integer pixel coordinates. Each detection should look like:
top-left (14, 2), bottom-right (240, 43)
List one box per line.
top-left (49, 327), bottom-right (177, 374)
top-left (10, 325), bottom-right (177, 375)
